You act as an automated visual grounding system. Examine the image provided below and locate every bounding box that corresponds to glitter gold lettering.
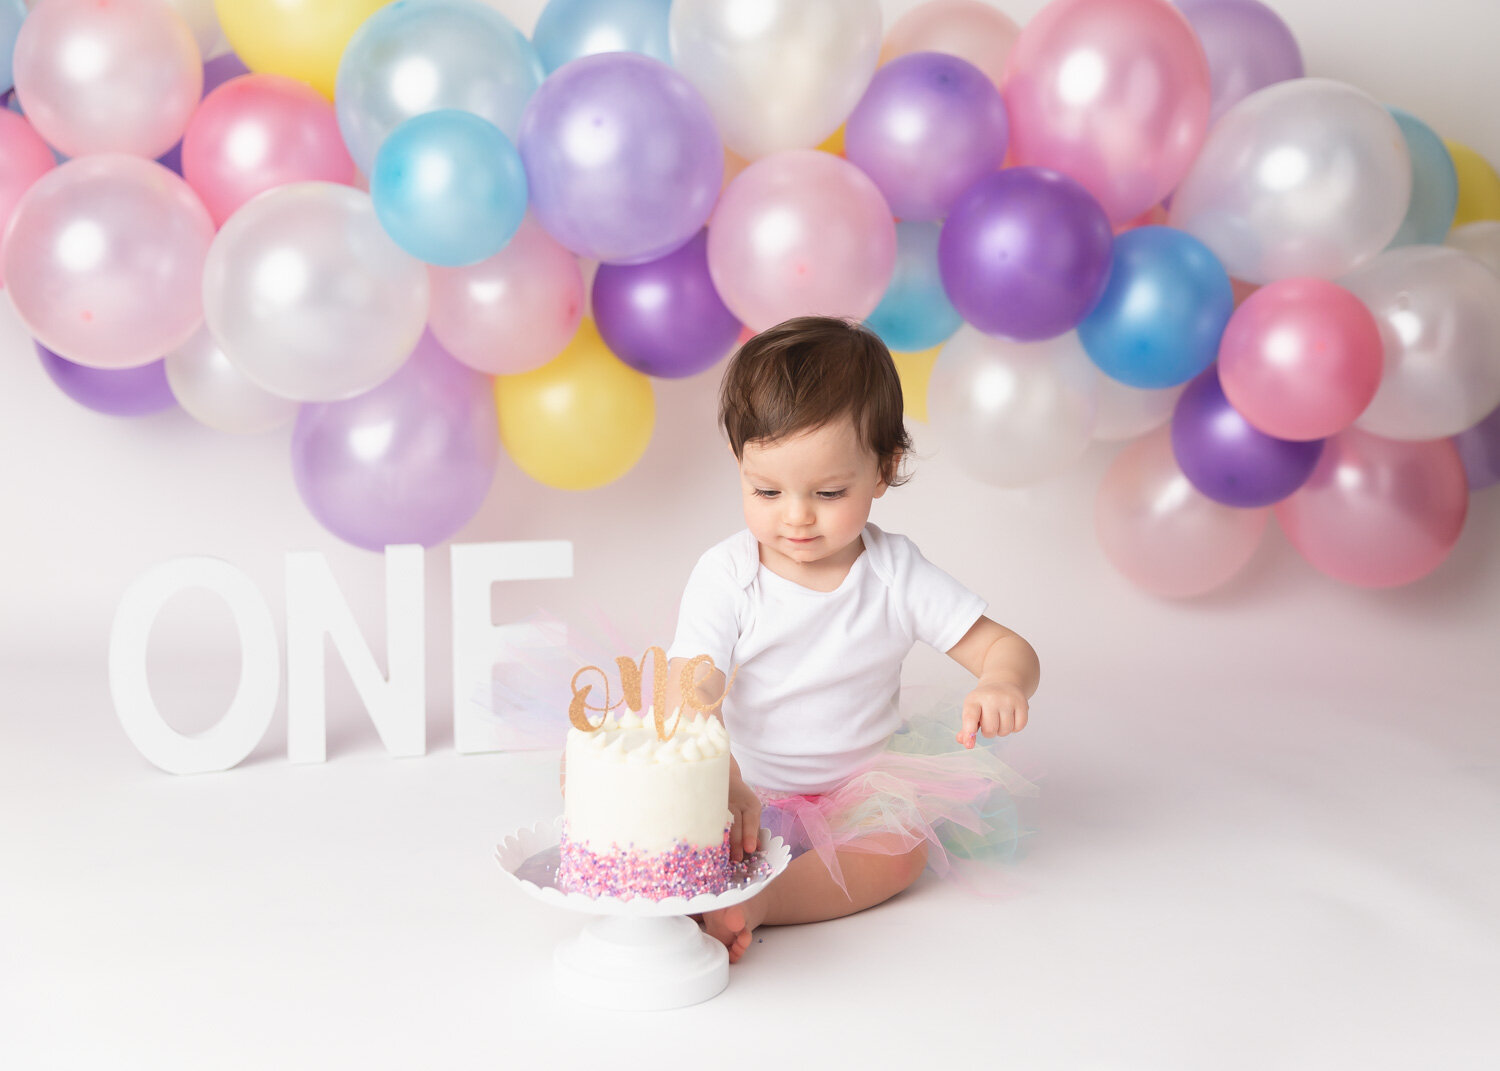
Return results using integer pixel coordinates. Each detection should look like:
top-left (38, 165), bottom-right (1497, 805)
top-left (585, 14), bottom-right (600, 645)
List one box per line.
top-left (567, 664), bottom-right (614, 731)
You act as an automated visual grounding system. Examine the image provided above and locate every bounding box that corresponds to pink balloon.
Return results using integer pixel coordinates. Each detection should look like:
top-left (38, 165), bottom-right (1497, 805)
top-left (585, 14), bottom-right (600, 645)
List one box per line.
top-left (1274, 428), bottom-right (1468, 588)
top-left (880, 0), bottom-right (1021, 90)
top-left (12, 0), bottom-right (201, 159)
top-left (2, 155), bottom-right (214, 369)
top-left (426, 216), bottom-right (585, 375)
top-left (1096, 427), bottom-right (1269, 598)
top-left (0, 111), bottom-right (56, 289)
top-left (182, 74), bottom-right (355, 227)
top-left (707, 149), bottom-right (896, 331)
top-left (1218, 278), bottom-right (1383, 441)
top-left (1002, 0), bottom-right (1210, 224)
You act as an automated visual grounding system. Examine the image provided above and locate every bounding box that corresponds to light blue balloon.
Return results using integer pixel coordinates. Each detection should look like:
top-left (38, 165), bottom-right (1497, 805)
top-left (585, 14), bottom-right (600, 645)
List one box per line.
top-left (1078, 226), bottom-right (1233, 389)
top-left (336, 0), bottom-right (544, 175)
top-left (532, 0), bottom-right (673, 74)
top-left (0, 0), bottom-right (26, 93)
top-left (864, 221), bottom-right (963, 352)
top-left (371, 110), bottom-right (528, 267)
top-left (1386, 106), bottom-right (1459, 248)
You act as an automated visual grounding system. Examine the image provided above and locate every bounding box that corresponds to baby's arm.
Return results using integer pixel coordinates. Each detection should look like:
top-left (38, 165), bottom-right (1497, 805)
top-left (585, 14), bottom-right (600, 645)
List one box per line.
top-left (667, 658), bottom-right (762, 861)
top-left (945, 617), bottom-right (1040, 748)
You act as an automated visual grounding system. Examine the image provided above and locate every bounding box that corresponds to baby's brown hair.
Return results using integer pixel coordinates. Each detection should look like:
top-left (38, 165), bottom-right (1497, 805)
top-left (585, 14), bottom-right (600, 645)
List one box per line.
top-left (719, 316), bottom-right (912, 487)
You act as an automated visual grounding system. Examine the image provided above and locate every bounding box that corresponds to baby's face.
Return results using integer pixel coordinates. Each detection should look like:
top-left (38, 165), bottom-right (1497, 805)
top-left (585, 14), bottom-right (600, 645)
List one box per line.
top-left (737, 418), bottom-right (888, 582)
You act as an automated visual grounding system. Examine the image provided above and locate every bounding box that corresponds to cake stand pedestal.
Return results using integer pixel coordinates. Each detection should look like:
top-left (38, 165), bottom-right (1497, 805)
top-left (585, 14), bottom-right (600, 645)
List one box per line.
top-left (496, 817), bottom-right (790, 1011)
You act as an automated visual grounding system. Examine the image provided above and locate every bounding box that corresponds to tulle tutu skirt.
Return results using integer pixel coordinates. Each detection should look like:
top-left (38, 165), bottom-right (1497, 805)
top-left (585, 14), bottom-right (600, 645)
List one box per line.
top-left (753, 700), bottom-right (1038, 898)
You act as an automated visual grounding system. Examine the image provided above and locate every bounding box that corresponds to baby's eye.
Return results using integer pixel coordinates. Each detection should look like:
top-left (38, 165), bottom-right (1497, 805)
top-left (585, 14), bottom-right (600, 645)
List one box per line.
top-left (752, 488), bottom-right (780, 499)
top-left (816, 489), bottom-right (847, 500)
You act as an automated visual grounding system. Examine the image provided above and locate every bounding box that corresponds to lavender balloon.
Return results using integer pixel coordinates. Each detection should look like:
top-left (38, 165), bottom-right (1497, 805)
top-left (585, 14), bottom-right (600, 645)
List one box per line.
top-left (37, 341), bottom-right (175, 416)
top-left (1178, 1), bottom-right (1303, 125)
top-left (1454, 403), bottom-right (1500, 491)
top-left (593, 230), bottom-right (740, 378)
top-left (844, 50), bottom-right (1008, 222)
top-left (1171, 367), bottom-right (1323, 507)
top-left (939, 167), bottom-right (1113, 341)
top-left (291, 332), bottom-right (498, 551)
top-left (519, 52), bottom-right (722, 265)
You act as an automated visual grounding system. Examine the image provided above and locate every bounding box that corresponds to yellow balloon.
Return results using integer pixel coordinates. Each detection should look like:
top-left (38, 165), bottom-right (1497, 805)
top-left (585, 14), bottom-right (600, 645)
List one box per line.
top-left (215, 0), bottom-right (387, 99)
top-left (817, 124), bottom-right (847, 157)
top-left (891, 346), bottom-right (941, 423)
top-left (1446, 140), bottom-right (1500, 227)
top-left (494, 320), bottom-right (656, 491)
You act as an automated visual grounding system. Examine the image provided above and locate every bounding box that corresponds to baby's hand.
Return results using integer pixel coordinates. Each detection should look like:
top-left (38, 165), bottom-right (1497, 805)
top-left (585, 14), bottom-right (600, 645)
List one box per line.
top-left (957, 679), bottom-right (1029, 748)
top-left (727, 772), bottom-right (761, 862)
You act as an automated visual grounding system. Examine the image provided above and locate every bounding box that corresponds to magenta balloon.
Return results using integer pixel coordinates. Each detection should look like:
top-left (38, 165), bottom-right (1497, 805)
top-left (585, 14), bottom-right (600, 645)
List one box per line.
top-left (2, 154), bottom-right (214, 369)
top-left (36, 341), bottom-right (176, 417)
top-left (12, 0), bottom-right (201, 159)
top-left (518, 51), bottom-right (722, 264)
top-left (1178, 0), bottom-right (1303, 125)
top-left (593, 229), bottom-right (741, 378)
top-left (938, 166), bottom-right (1113, 341)
top-left (1454, 404), bottom-right (1500, 491)
top-left (844, 51), bottom-right (1009, 222)
top-left (1096, 426), bottom-right (1270, 598)
top-left (183, 74), bottom-right (355, 227)
top-left (1218, 278), bottom-right (1383, 441)
top-left (1274, 428), bottom-right (1469, 588)
top-left (1002, 0), bottom-right (1210, 223)
top-left (0, 109), bottom-right (55, 288)
top-left (291, 332), bottom-right (499, 551)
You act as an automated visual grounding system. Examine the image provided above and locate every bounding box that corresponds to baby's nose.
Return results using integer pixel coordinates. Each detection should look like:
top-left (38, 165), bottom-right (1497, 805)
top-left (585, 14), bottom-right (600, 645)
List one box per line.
top-left (785, 496), bottom-right (814, 523)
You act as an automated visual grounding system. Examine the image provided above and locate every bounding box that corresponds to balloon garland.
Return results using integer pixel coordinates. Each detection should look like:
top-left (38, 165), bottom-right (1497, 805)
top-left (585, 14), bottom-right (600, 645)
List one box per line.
top-left (2, 0), bottom-right (1498, 596)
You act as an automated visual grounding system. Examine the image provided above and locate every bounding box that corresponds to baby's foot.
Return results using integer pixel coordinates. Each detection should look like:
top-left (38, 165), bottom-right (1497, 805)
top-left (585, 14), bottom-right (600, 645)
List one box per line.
top-left (701, 904), bottom-right (754, 963)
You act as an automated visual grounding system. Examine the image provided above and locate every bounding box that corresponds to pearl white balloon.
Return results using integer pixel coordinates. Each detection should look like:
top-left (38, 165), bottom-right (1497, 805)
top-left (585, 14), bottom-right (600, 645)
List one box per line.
top-left (669, 0), bottom-right (881, 159)
top-left (202, 182), bottom-right (429, 403)
top-left (1169, 78), bottom-right (1410, 284)
top-left (1342, 245), bottom-right (1500, 441)
top-left (1090, 370), bottom-right (1184, 442)
top-left (927, 327), bottom-right (1097, 487)
top-left (164, 0), bottom-right (221, 57)
top-left (1446, 220), bottom-right (1500, 278)
top-left (165, 326), bottom-right (298, 434)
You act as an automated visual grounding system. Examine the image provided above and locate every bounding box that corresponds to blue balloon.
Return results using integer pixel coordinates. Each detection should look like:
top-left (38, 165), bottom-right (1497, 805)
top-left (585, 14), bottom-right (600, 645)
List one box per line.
top-left (532, 0), bottom-right (672, 74)
top-left (864, 221), bottom-right (963, 352)
top-left (1079, 225), bottom-right (1233, 389)
top-left (1386, 106), bottom-right (1459, 248)
top-left (371, 110), bottom-right (528, 267)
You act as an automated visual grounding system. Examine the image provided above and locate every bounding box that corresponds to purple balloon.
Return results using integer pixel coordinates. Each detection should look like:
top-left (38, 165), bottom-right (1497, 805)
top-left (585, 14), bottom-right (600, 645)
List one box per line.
top-left (938, 166), bottom-right (1113, 341)
top-left (844, 51), bottom-right (1009, 222)
top-left (1454, 403), bottom-right (1500, 491)
top-left (291, 332), bottom-right (498, 550)
top-left (518, 51), bottom-right (722, 265)
top-left (36, 341), bottom-right (176, 416)
top-left (1171, 366), bottom-right (1323, 507)
top-left (157, 53), bottom-right (251, 176)
top-left (592, 230), bottom-right (741, 378)
top-left (1178, 1), bottom-right (1303, 125)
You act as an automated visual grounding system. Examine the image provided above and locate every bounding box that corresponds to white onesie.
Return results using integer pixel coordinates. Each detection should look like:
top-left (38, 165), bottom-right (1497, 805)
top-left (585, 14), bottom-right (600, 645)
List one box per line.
top-left (667, 523), bottom-right (986, 794)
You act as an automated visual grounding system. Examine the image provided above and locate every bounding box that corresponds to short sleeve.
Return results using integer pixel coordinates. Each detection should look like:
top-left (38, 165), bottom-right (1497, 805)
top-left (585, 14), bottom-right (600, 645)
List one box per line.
top-left (666, 540), bottom-right (746, 672)
top-left (884, 532), bottom-right (987, 653)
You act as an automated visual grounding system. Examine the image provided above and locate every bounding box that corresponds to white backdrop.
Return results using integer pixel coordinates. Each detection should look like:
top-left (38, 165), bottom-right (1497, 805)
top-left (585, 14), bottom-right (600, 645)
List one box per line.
top-left (3, 1), bottom-right (1498, 1068)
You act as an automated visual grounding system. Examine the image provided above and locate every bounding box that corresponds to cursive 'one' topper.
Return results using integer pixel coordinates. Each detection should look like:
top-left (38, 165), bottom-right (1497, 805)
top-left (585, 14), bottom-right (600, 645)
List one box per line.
top-left (568, 646), bottom-right (732, 741)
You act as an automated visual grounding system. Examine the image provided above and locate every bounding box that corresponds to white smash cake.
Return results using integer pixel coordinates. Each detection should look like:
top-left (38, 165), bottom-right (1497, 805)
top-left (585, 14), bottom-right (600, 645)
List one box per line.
top-left (557, 708), bottom-right (733, 900)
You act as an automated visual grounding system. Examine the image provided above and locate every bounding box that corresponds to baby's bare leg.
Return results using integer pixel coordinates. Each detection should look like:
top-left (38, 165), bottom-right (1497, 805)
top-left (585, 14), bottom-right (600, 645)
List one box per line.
top-left (703, 837), bottom-right (927, 961)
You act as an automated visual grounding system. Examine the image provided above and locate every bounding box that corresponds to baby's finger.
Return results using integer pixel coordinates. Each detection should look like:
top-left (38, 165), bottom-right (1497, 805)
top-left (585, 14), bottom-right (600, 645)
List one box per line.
top-left (729, 808), bottom-right (745, 862)
top-left (742, 804), bottom-right (761, 856)
top-left (957, 698), bottom-right (982, 747)
top-left (980, 705), bottom-right (1002, 738)
top-left (1015, 705), bottom-right (1029, 732)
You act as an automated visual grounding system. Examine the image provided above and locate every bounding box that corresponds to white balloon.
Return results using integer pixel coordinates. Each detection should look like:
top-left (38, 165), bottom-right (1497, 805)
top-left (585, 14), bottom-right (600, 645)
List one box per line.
top-left (163, 0), bottom-right (221, 57)
top-left (1446, 220), bottom-right (1500, 278)
top-left (1343, 245), bottom-right (1500, 441)
top-left (1169, 78), bottom-right (1410, 284)
top-left (927, 327), bottom-right (1097, 487)
top-left (165, 325), bottom-right (298, 434)
top-left (670, 0), bottom-right (881, 159)
top-left (1090, 370), bottom-right (1184, 442)
top-left (202, 182), bottom-right (429, 403)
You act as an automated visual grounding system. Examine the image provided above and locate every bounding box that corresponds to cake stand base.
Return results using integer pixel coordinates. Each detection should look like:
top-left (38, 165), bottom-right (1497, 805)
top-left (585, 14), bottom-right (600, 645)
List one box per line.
top-left (553, 914), bottom-right (728, 1010)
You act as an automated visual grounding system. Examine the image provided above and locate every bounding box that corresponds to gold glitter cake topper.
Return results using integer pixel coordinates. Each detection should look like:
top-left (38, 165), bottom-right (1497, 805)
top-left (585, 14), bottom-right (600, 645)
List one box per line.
top-left (568, 646), bottom-right (733, 740)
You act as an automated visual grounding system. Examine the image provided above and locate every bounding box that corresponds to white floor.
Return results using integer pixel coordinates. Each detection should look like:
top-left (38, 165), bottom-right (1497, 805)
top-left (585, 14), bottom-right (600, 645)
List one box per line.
top-left (5, 613), bottom-right (1497, 1070)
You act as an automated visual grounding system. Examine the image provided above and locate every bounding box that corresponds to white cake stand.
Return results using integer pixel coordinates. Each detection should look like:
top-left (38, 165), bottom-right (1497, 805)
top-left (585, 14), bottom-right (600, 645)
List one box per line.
top-left (495, 816), bottom-right (790, 1010)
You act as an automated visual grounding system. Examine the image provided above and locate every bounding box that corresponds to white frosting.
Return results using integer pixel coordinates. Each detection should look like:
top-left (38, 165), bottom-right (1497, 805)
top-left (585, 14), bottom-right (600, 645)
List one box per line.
top-left (563, 710), bottom-right (732, 853)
